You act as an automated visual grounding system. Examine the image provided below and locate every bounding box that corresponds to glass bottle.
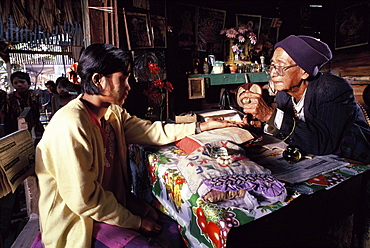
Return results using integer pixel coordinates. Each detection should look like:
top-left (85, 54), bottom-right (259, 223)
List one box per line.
top-left (260, 56), bottom-right (268, 73)
top-left (252, 61), bottom-right (260, 72)
top-left (203, 57), bottom-right (210, 74)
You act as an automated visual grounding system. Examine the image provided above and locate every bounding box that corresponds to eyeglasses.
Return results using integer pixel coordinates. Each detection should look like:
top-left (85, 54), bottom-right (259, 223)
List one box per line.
top-left (267, 64), bottom-right (298, 76)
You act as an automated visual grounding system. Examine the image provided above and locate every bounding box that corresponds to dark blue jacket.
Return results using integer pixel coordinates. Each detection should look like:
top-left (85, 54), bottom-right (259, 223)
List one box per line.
top-left (273, 72), bottom-right (370, 163)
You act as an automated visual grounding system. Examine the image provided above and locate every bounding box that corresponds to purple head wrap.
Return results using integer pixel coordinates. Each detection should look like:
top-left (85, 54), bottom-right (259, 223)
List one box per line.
top-left (274, 35), bottom-right (332, 76)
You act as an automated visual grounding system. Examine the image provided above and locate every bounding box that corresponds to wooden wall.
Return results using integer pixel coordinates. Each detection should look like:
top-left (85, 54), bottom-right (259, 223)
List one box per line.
top-left (324, 48), bottom-right (370, 111)
top-left (329, 51), bottom-right (370, 77)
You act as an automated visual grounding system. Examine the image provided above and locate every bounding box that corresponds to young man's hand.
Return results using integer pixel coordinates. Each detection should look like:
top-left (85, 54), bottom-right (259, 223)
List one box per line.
top-left (139, 216), bottom-right (162, 236)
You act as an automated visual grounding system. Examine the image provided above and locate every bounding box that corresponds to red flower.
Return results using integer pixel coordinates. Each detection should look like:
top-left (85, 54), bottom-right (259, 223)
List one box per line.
top-left (165, 81), bottom-right (174, 92)
top-left (144, 62), bottom-right (174, 104)
top-left (67, 62), bottom-right (81, 85)
top-left (144, 62), bottom-right (175, 120)
top-left (148, 62), bottom-right (161, 74)
top-left (153, 79), bottom-right (164, 88)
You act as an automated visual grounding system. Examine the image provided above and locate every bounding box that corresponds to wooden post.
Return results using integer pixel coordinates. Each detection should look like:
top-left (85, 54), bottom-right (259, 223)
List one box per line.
top-left (165, 89), bottom-right (169, 120)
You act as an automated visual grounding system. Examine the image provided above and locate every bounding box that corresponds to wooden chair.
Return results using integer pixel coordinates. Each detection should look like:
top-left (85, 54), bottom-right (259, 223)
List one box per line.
top-left (10, 176), bottom-right (40, 248)
top-left (12, 107), bottom-right (40, 248)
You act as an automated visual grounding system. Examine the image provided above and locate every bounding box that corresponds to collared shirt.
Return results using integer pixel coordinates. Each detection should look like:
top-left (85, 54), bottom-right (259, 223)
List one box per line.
top-left (292, 89), bottom-right (306, 121)
top-left (265, 89), bottom-right (307, 134)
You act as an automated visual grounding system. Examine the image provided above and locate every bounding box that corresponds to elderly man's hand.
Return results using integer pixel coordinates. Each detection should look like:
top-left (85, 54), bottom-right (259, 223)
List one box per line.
top-left (240, 90), bottom-right (273, 122)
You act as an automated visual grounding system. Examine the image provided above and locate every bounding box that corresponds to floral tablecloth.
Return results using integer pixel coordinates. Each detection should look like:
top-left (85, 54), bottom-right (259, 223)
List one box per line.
top-left (129, 143), bottom-right (370, 248)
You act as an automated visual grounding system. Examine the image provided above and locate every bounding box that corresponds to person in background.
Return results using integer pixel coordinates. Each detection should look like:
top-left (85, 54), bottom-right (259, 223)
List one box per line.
top-left (33, 43), bottom-right (239, 248)
top-left (45, 80), bottom-right (57, 95)
top-left (5, 71), bottom-right (44, 137)
top-left (42, 80), bottom-right (58, 113)
top-left (51, 78), bottom-right (80, 115)
top-left (55, 76), bottom-right (67, 86)
top-left (0, 89), bottom-right (7, 137)
top-left (240, 35), bottom-right (370, 164)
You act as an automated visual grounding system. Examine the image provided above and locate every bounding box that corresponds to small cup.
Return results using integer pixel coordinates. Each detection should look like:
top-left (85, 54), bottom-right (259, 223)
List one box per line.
top-left (283, 145), bottom-right (302, 163)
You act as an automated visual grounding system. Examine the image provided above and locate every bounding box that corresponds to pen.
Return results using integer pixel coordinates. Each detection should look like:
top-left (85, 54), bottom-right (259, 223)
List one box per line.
top-left (229, 106), bottom-right (246, 118)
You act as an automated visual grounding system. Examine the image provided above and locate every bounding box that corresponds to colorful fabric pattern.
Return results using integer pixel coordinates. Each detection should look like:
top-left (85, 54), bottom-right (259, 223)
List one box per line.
top-left (203, 174), bottom-right (285, 197)
top-left (176, 141), bottom-right (271, 195)
top-left (129, 144), bottom-right (370, 248)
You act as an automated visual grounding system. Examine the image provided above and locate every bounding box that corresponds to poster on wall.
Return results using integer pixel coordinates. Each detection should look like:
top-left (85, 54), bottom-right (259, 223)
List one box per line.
top-left (196, 7), bottom-right (226, 54)
top-left (335, 2), bottom-right (369, 50)
top-left (150, 15), bottom-right (167, 48)
top-left (133, 0), bottom-right (150, 10)
top-left (260, 17), bottom-right (280, 44)
top-left (258, 17), bottom-right (280, 62)
top-left (123, 10), bottom-right (153, 50)
top-left (236, 14), bottom-right (261, 38)
top-left (176, 4), bottom-right (197, 50)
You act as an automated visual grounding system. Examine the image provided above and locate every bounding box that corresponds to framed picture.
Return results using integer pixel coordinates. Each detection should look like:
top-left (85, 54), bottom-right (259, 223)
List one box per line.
top-left (133, 50), bottom-right (166, 83)
top-left (236, 14), bottom-right (261, 38)
top-left (335, 2), bottom-right (369, 50)
top-left (176, 3), bottom-right (197, 50)
top-left (188, 77), bottom-right (205, 99)
top-left (260, 17), bottom-right (279, 45)
top-left (132, 0), bottom-right (150, 10)
top-left (123, 9), bottom-right (153, 50)
top-left (196, 7), bottom-right (226, 53)
top-left (150, 15), bottom-right (167, 48)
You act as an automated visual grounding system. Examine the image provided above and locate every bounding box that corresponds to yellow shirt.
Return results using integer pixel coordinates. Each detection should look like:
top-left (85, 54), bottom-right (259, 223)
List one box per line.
top-left (36, 94), bottom-right (196, 247)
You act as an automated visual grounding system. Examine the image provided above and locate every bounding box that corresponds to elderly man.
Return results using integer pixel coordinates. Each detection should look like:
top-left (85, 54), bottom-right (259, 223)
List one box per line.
top-left (241, 35), bottom-right (370, 163)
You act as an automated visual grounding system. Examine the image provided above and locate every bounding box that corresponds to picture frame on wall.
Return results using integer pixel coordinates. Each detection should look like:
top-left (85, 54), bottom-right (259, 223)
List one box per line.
top-left (188, 77), bottom-right (205, 99)
top-left (260, 17), bottom-right (280, 45)
top-left (150, 15), bottom-right (167, 48)
top-left (236, 14), bottom-right (262, 38)
top-left (335, 2), bottom-right (369, 50)
top-left (196, 7), bottom-right (226, 53)
top-left (176, 3), bottom-right (197, 50)
top-left (123, 9), bottom-right (153, 50)
top-left (132, 50), bottom-right (166, 83)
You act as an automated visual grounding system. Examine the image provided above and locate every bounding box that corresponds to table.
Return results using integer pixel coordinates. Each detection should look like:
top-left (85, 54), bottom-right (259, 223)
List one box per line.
top-left (129, 143), bottom-right (370, 248)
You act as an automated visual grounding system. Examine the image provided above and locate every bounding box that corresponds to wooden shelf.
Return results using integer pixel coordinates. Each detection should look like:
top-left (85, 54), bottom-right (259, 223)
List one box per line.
top-left (188, 72), bottom-right (270, 86)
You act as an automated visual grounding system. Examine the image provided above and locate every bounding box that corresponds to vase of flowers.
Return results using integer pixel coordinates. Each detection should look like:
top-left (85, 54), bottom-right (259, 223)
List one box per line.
top-left (220, 25), bottom-right (257, 63)
top-left (144, 62), bottom-right (174, 121)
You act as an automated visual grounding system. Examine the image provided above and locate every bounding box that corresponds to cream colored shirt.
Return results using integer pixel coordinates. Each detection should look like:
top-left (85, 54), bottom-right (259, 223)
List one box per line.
top-left (36, 94), bottom-right (196, 248)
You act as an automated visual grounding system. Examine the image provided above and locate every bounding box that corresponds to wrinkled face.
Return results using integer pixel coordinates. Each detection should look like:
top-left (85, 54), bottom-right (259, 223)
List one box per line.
top-left (270, 47), bottom-right (306, 92)
top-left (12, 77), bottom-right (30, 93)
top-left (100, 72), bottom-right (131, 105)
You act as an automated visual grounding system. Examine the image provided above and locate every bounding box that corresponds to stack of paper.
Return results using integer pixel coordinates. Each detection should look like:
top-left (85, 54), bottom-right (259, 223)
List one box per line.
top-left (245, 138), bottom-right (350, 184)
top-left (253, 153), bottom-right (349, 185)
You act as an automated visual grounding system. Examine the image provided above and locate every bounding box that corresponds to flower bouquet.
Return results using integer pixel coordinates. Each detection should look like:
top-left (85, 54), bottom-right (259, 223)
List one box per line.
top-left (220, 25), bottom-right (257, 62)
top-left (144, 62), bottom-right (174, 121)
